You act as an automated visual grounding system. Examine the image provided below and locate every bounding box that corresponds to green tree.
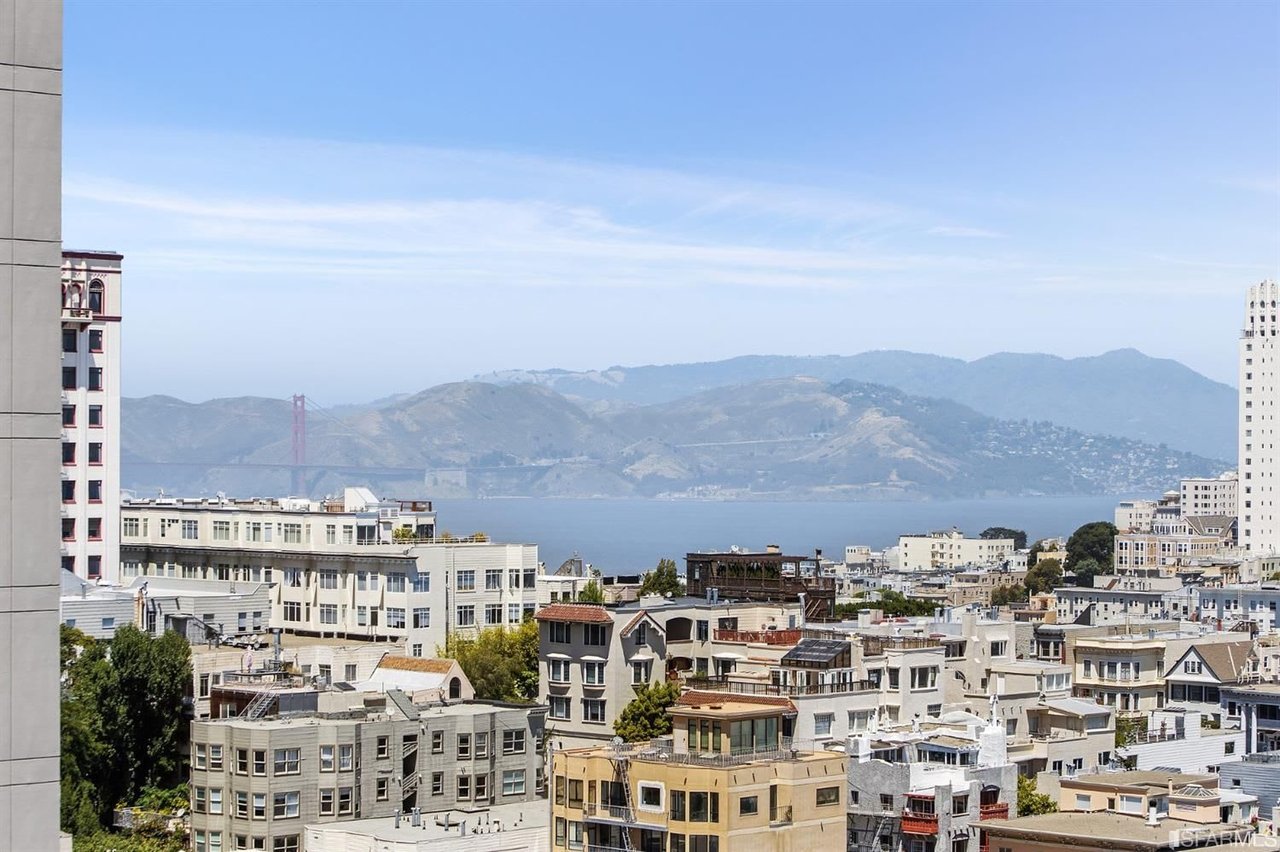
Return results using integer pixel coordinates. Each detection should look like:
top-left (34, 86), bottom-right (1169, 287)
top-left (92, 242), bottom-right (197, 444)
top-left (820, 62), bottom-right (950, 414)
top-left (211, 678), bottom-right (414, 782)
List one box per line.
top-left (441, 620), bottom-right (540, 703)
top-left (1065, 521), bottom-right (1117, 575)
top-left (577, 580), bottom-right (605, 604)
top-left (834, 590), bottom-right (939, 619)
top-left (111, 625), bottom-right (192, 796)
top-left (640, 558), bottom-right (682, 597)
top-left (1017, 775), bottom-right (1057, 816)
top-left (1071, 557), bottom-right (1103, 589)
top-left (1025, 557), bottom-right (1062, 596)
top-left (990, 584), bottom-right (1029, 606)
top-left (71, 834), bottom-right (188, 852)
top-left (981, 527), bottom-right (1028, 550)
top-left (613, 682), bottom-right (682, 742)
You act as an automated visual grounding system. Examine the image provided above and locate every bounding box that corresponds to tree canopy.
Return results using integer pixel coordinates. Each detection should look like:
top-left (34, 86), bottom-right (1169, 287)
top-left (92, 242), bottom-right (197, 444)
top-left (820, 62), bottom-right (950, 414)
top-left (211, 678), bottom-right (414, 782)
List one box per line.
top-left (1025, 557), bottom-right (1062, 596)
top-left (577, 580), bottom-right (605, 604)
top-left (1065, 521), bottom-right (1117, 574)
top-left (1017, 775), bottom-right (1057, 816)
top-left (60, 624), bottom-right (192, 837)
top-left (640, 558), bottom-right (683, 598)
top-left (1071, 557), bottom-right (1103, 589)
top-left (981, 527), bottom-right (1028, 550)
top-left (835, 589), bottom-right (939, 620)
top-left (441, 620), bottom-right (539, 703)
top-left (990, 584), bottom-right (1029, 606)
top-left (613, 681), bottom-right (682, 742)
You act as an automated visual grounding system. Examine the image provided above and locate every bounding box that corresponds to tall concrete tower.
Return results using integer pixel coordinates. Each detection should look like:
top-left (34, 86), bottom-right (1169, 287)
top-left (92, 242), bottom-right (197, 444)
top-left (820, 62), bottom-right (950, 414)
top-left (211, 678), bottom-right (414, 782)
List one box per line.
top-left (1240, 280), bottom-right (1280, 556)
top-left (1, 0), bottom-right (65, 848)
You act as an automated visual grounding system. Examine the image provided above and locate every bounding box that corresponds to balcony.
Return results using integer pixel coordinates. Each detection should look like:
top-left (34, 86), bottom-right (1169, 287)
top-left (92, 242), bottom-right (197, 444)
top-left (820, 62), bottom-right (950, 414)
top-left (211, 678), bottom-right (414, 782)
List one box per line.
top-left (979, 803), bottom-right (1009, 821)
top-left (684, 675), bottom-right (875, 697)
top-left (901, 811), bottom-right (939, 835)
top-left (713, 628), bottom-right (802, 645)
top-left (62, 306), bottom-right (93, 324)
top-left (584, 802), bottom-right (634, 823)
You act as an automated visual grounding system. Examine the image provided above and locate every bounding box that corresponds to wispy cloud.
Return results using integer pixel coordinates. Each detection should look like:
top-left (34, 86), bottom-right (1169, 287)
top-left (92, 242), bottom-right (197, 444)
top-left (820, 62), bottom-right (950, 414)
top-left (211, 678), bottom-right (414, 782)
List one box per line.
top-left (927, 225), bottom-right (1006, 239)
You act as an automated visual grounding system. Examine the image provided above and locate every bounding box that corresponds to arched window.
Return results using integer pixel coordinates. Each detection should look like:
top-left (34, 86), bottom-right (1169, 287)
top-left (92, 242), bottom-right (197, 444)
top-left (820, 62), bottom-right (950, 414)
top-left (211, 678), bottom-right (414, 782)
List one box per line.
top-left (448, 677), bottom-right (462, 700)
top-left (88, 280), bottom-right (105, 313)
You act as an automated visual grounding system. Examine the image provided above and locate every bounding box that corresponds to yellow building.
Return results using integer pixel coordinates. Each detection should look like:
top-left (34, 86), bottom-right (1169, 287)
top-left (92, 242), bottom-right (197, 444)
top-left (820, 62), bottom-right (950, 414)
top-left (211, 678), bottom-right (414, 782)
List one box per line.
top-left (549, 690), bottom-right (848, 852)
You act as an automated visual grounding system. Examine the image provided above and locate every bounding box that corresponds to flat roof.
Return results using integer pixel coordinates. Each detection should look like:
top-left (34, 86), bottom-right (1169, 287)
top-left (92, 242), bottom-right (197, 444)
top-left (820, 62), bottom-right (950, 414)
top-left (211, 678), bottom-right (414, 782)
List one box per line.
top-left (305, 801), bottom-right (548, 844)
top-left (982, 812), bottom-right (1251, 847)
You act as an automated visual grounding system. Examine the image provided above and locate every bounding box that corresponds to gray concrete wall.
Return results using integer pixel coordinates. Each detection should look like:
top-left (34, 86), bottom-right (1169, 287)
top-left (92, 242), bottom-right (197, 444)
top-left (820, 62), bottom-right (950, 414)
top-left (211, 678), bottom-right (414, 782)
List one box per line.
top-left (1, 0), bottom-right (63, 848)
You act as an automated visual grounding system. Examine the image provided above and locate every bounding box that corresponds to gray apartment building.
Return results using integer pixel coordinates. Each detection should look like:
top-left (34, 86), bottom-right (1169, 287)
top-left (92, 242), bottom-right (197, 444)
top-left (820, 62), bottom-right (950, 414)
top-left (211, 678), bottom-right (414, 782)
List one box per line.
top-left (189, 680), bottom-right (547, 852)
top-left (2, 1), bottom-right (64, 848)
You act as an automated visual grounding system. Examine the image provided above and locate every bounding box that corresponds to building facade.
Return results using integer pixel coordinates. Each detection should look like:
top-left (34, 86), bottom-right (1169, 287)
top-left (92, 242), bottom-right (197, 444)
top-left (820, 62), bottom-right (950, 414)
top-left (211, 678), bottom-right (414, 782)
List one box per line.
top-left (120, 490), bottom-right (540, 652)
top-left (1182, 473), bottom-right (1239, 519)
top-left (59, 250), bottom-right (122, 582)
top-left (897, 530), bottom-right (1016, 572)
top-left (1, 1), bottom-right (64, 848)
top-left (190, 685), bottom-right (547, 852)
top-left (1241, 280), bottom-right (1280, 557)
top-left (549, 691), bottom-right (848, 852)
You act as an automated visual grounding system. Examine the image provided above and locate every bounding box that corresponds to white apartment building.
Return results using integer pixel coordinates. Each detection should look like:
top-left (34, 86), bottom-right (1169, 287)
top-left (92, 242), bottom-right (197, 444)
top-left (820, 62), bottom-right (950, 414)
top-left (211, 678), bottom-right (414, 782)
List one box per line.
top-left (1115, 500), bottom-right (1157, 533)
top-left (1198, 585), bottom-right (1280, 634)
top-left (1113, 515), bottom-right (1235, 574)
top-left (1241, 280), bottom-right (1280, 556)
top-left (120, 488), bottom-right (541, 653)
top-left (60, 250), bottom-right (122, 582)
top-left (1183, 472), bottom-right (1239, 518)
top-left (897, 528), bottom-right (1015, 572)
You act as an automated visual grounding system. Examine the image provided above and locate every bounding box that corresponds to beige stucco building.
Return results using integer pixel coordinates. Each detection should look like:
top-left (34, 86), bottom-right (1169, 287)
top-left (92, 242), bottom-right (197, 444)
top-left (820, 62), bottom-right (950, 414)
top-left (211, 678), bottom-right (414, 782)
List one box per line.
top-left (549, 690), bottom-right (847, 851)
top-left (897, 529), bottom-right (1016, 572)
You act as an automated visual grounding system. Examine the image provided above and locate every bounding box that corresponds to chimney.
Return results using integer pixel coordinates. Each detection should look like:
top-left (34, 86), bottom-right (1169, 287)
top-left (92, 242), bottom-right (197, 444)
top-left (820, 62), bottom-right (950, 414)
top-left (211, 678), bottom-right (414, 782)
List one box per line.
top-left (411, 807), bottom-right (421, 827)
top-left (394, 809), bottom-right (401, 829)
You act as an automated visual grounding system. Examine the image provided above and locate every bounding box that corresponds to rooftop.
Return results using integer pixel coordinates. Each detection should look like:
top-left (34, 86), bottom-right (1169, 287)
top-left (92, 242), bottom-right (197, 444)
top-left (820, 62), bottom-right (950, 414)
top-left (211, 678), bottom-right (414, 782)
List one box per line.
top-left (533, 603), bottom-right (613, 624)
top-left (302, 801), bottom-right (547, 846)
top-left (981, 812), bottom-right (1254, 848)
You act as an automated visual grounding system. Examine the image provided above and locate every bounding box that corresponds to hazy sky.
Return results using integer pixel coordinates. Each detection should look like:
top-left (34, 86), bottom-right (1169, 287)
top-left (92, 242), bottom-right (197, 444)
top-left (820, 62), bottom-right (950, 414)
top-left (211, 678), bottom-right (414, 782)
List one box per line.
top-left (64, 1), bottom-right (1278, 402)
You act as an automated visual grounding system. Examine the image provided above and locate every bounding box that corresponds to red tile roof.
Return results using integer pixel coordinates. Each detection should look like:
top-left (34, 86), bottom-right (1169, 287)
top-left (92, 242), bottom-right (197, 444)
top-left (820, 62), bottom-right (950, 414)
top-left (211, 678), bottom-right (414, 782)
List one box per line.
top-left (619, 610), bottom-right (663, 637)
top-left (534, 603), bottom-right (614, 624)
top-left (676, 690), bottom-right (796, 712)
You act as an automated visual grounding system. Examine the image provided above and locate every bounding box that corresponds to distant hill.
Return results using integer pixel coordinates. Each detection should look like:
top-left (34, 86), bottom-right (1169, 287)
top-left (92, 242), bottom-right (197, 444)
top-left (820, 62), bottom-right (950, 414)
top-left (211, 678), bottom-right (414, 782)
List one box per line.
top-left (477, 349), bottom-right (1237, 460)
top-left (122, 378), bottom-right (1227, 501)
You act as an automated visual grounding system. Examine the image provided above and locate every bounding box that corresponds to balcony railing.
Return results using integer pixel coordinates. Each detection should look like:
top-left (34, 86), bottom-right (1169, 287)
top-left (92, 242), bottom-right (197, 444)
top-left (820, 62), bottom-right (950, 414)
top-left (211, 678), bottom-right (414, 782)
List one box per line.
top-left (713, 628), bottom-right (802, 645)
top-left (684, 675), bottom-right (875, 697)
top-left (979, 803), bottom-right (1010, 821)
top-left (592, 736), bottom-right (828, 768)
top-left (583, 802), bottom-right (634, 823)
top-left (901, 811), bottom-right (939, 835)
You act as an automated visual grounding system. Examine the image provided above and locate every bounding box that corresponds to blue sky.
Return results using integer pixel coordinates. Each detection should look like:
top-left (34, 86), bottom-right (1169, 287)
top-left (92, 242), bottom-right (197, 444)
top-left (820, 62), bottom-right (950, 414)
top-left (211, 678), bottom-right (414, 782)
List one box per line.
top-left (64, 1), bottom-right (1279, 401)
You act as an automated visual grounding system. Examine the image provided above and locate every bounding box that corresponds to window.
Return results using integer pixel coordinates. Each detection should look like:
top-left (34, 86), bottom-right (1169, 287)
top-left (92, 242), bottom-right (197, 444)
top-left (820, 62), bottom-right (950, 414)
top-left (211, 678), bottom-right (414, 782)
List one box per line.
top-left (739, 795), bottom-right (758, 816)
top-left (338, 787), bottom-right (353, 815)
top-left (502, 769), bottom-right (526, 796)
top-left (550, 622), bottom-right (571, 643)
top-left (486, 568), bottom-right (503, 590)
top-left (345, 663), bottom-right (357, 681)
top-left (194, 786), bottom-right (207, 813)
top-left (689, 792), bottom-right (718, 822)
top-left (62, 366), bottom-right (76, 390)
top-left (88, 442), bottom-right (102, 463)
top-left (636, 622), bottom-right (648, 644)
top-left (456, 605), bottom-right (475, 627)
top-left (62, 442), bottom-right (75, 464)
top-left (432, 772), bottom-right (444, 795)
top-left (509, 602), bottom-right (522, 623)
top-left (632, 660), bottom-right (651, 684)
top-left (386, 607), bottom-right (406, 629)
top-left (880, 794), bottom-right (895, 812)
top-left (476, 732), bottom-right (489, 758)
top-left (412, 571), bottom-right (430, 592)
top-left (209, 788), bottom-right (223, 815)
top-left (194, 744), bottom-right (208, 770)
top-left (62, 328), bottom-right (78, 352)
top-left (273, 748), bottom-right (299, 775)
top-left (584, 624), bottom-right (608, 646)
top-left (209, 745), bottom-right (223, 770)
top-left (386, 572), bottom-right (406, 593)
top-left (182, 519), bottom-right (199, 539)
top-left (639, 784), bottom-right (663, 810)
top-left (319, 604), bottom-right (337, 624)
top-left (376, 777), bottom-right (389, 801)
top-left (273, 791), bottom-right (299, 818)
top-left (582, 661), bottom-right (605, 685)
top-left (549, 696), bottom-right (570, 720)
top-left (697, 620), bottom-right (709, 641)
top-left (87, 404), bottom-right (102, 426)
top-left (89, 367), bottom-right (102, 391)
top-left (318, 570), bottom-right (338, 589)
top-left (816, 786), bottom-right (840, 807)
top-left (456, 733), bottom-right (471, 759)
top-left (814, 713), bottom-right (834, 736)
top-left (88, 480), bottom-right (102, 502)
top-left (670, 790), bottom-right (686, 820)
top-left (457, 570), bottom-right (476, 591)
top-left (272, 838), bottom-right (299, 852)
top-left (555, 817), bottom-right (566, 847)
top-left (953, 794), bottom-right (969, 815)
top-left (458, 775), bottom-right (471, 800)
top-left (61, 405), bottom-right (75, 427)
top-left (61, 480), bottom-right (75, 503)
top-left (318, 789), bottom-right (334, 816)
top-left (252, 793), bottom-right (266, 819)
top-left (338, 744), bottom-right (353, 771)
top-left (1185, 660), bottom-right (1202, 674)
top-left (319, 745), bottom-right (334, 771)
top-left (583, 698), bottom-right (606, 722)
top-left (87, 518), bottom-right (102, 540)
top-left (503, 729), bottom-right (526, 754)
top-left (910, 666), bottom-right (938, 690)
top-left (485, 603), bottom-right (503, 625)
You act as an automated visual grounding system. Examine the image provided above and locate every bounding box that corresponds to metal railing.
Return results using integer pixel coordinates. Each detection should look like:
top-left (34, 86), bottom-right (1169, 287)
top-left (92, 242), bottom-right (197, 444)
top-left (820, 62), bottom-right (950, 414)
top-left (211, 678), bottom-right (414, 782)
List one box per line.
top-left (583, 802), bottom-right (634, 822)
top-left (604, 736), bottom-right (828, 768)
top-left (684, 675), bottom-right (876, 696)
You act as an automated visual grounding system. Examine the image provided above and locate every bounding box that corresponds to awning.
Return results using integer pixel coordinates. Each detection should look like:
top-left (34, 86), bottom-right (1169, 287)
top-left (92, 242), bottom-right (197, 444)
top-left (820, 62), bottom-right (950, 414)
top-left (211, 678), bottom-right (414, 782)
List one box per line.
top-left (581, 655), bottom-right (607, 663)
top-left (712, 652), bottom-right (746, 661)
top-left (546, 652), bottom-right (570, 660)
top-left (628, 653), bottom-right (655, 662)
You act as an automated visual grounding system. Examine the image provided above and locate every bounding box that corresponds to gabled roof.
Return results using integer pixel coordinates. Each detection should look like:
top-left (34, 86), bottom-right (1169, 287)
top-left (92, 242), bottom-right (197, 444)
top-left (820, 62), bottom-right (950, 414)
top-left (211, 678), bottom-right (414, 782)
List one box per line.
top-left (619, 610), bottom-right (663, 638)
top-left (675, 690), bottom-right (796, 713)
top-left (534, 603), bottom-right (613, 624)
top-left (1164, 641), bottom-right (1252, 682)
